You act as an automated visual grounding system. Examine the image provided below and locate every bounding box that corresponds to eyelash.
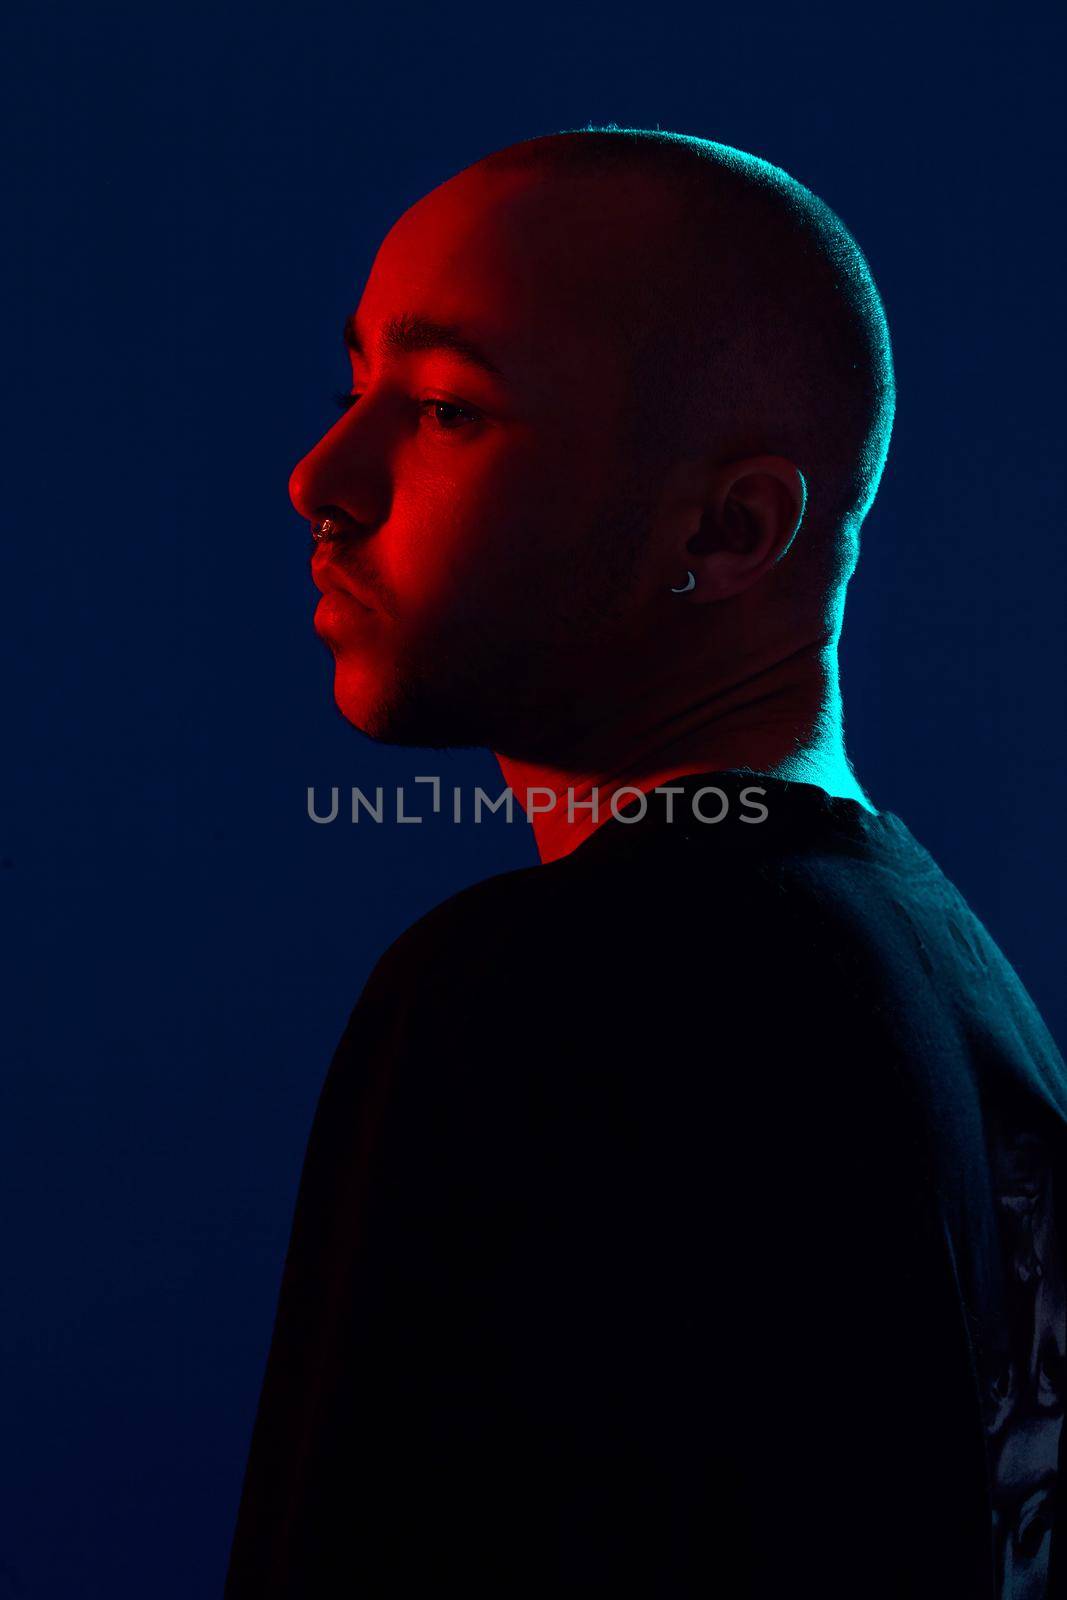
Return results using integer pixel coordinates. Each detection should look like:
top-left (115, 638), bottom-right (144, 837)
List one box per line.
top-left (333, 392), bottom-right (480, 432)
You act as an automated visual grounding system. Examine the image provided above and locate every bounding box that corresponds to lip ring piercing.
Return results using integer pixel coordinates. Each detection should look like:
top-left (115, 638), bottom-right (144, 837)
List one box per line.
top-left (670, 570), bottom-right (696, 594)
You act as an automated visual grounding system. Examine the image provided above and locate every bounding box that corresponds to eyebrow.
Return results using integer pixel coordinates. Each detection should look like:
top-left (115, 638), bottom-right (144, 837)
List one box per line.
top-left (343, 310), bottom-right (506, 380)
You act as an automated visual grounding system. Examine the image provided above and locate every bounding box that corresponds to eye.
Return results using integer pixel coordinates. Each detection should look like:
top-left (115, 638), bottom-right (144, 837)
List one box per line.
top-left (332, 392), bottom-right (481, 431)
top-left (419, 399), bottom-right (480, 431)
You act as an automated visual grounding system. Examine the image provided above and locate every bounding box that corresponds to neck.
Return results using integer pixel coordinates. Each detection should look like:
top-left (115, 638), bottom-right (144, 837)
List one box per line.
top-left (494, 640), bottom-right (873, 864)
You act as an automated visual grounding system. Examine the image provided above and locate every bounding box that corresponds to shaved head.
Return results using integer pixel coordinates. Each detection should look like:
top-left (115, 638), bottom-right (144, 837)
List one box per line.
top-left (475, 126), bottom-right (896, 605)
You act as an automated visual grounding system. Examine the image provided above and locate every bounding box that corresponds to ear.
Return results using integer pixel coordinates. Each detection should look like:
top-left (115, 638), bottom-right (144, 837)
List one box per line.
top-left (670, 456), bottom-right (807, 604)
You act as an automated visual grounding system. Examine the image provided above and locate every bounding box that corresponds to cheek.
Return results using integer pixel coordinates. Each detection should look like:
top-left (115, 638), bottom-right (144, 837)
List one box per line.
top-left (380, 435), bottom-right (596, 617)
top-left (385, 428), bottom-right (620, 620)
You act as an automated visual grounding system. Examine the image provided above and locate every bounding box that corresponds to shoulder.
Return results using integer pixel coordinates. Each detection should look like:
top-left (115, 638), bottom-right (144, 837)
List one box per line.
top-left (337, 825), bottom-right (935, 1106)
top-left (363, 856), bottom-right (565, 993)
top-left (361, 829), bottom-right (907, 1008)
top-left (335, 854), bottom-right (591, 1073)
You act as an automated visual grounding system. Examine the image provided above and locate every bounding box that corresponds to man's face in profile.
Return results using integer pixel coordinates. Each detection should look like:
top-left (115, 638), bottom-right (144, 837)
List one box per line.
top-left (291, 162), bottom-right (676, 755)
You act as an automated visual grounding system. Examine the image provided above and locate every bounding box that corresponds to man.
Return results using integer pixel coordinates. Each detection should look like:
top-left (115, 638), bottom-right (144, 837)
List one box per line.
top-left (226, 129), bottom-right (1067, 1597)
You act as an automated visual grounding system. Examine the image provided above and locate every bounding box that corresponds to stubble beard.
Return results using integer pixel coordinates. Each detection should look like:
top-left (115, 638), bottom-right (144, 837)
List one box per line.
top-left (339, 485), bottom-right (655, 753)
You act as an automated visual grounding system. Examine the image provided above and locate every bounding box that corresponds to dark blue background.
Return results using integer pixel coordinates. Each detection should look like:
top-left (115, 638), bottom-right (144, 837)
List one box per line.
top-left (4, 2), bottom-right (1065, 1593)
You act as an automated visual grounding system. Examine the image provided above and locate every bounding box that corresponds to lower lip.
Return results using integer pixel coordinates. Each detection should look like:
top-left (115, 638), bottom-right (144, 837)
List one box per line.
top-left (314, 590), bottom-right (377, 639)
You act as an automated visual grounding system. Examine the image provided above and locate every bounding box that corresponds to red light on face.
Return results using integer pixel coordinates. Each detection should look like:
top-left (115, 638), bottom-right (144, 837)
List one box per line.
top-left (314, 589), bottom-right (378, 650)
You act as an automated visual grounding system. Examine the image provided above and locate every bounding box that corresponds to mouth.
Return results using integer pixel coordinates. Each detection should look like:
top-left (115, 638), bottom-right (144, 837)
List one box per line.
top-left (311, 550), bottom-right (376, 612)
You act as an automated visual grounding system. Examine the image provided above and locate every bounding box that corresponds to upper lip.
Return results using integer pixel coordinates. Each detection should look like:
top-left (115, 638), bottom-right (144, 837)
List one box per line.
top-left (311, 549), bottom-right (376, 611)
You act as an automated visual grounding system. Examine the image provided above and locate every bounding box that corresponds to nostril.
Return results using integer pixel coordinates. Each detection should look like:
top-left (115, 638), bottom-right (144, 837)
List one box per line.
top-left (307, 506), bottom-right (362, 546)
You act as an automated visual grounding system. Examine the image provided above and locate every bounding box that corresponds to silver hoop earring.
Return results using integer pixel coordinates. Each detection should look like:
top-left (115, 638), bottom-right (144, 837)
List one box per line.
top-left (670, 571), bottom-right (696, 594)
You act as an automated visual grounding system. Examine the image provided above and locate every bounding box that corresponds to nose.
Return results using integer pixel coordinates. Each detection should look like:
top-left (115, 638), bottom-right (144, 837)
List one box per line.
top-left (288, 453), bottom-right (315, 521)
top-left (288, 410), bottom-right (386, 532)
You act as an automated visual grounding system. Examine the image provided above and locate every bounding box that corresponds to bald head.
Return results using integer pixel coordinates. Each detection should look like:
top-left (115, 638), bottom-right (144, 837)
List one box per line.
top-left (295, 125), bottom-right (893, 760)
top-left (473, 127), bottom-right (896, 600)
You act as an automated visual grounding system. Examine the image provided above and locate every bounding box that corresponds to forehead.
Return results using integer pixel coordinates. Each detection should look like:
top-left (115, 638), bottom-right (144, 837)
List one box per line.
top-left (353, 164), bottom-right (676, 389)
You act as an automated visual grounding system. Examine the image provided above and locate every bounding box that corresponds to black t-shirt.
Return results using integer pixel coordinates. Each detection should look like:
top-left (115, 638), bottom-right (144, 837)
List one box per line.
top-left (225, 771), bottom-right (1067, 1598)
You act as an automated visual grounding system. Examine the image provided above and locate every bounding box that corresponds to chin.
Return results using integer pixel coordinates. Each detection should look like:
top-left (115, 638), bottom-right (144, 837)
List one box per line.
top-left (331, 657), bottom-right (481, 749)
top-left (332, 667), bottom-right (403, 743)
